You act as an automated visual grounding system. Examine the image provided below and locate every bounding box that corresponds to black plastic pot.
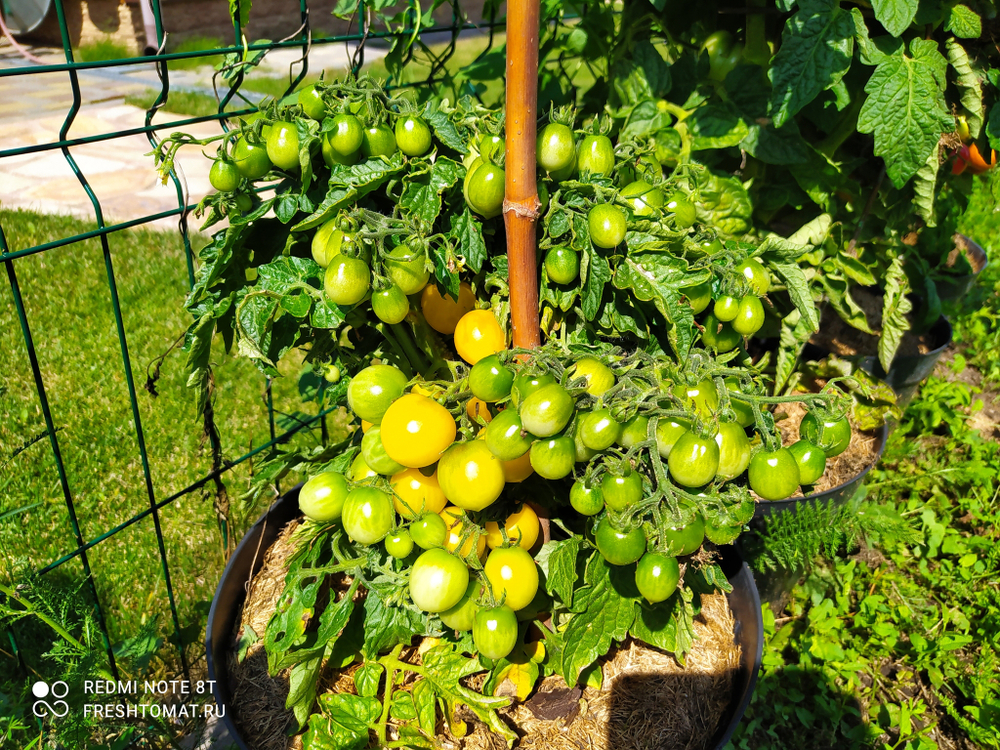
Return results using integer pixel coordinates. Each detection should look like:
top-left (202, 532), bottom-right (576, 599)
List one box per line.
top-left (936, 234), bottom-right (988, 304)
top-left (207, 489), bottom-right (764, 750)
top-left (752, 423), bottom-right (889, 522)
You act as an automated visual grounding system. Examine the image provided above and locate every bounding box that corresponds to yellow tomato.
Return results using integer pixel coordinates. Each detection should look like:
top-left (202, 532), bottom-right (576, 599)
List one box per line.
top-left (438, 441), bottom-right (506, 512)
top-left (501, 452), bottom-right (534, 483)
top-left (391, 467), bottom-right (448, 518)
top-left (351, 453), bottom-right (378, 481)
top-left (441, 505), bottom-right (487, 561)
top-left (421, 282), bottom-right (476, 334)
top-left (570, 357), bottom-right (616, 396)
top-left (454, 310), bottom-right (506, 365)
top-left (380, 393), bottom-right (457, 468)
top-left (361, 420), bottom-right (373, 433)
top-left (466, 397), bottom-right (493, 424)
top-left (484, 547), bottom-right (539, 611)
top-left (485, 504), bottom-right (540, 550)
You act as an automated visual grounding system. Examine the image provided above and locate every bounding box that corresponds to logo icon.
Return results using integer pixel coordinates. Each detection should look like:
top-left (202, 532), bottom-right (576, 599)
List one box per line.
top-left (32, 681), bottom-right (70, 718)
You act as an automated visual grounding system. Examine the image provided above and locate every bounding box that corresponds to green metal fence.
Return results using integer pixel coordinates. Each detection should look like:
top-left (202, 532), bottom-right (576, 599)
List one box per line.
top-left (0, 0), bottom-right (503, 702)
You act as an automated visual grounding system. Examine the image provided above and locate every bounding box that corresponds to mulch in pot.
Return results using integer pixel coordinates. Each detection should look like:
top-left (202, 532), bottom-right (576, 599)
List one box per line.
top-left (227, 520), bottom-right (743, 750)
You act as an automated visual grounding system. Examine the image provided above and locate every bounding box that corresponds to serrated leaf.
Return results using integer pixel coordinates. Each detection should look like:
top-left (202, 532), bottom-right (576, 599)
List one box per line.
top-left (857, 39), bottom-right (952, 188)
top-left (421, 100), bottom-right (467, 154)
top-left (353, 662), bottom-right (384, 698)
top-left (287, 651), bottom-right (325, 730)
top-left (871, 0), bottom-right (918, 36)
top-left (537, 537), bottom-right (581, 608)
top-left (686, 105), bottom-right (749, 151)
top-left (879, 256), bottom-right (913, 372)
top-left (769, 0), bottom-right (855, 128)
top-left (293, 154), bottom-right (407, 231)
top-left (630, 587), bottom-right (695, 656)
top-left (851, 8), bottom-right (903, 66)
top-left (944, 4), bottom-right (981, 37)
top-left (485, 659), bottom-right (540, 702)
top-left (400, 158), bottom-right (463, 224)
top-left (772, 262), bottom-right (820, 332)
top-left (821, 275), bottom-right (876, 334)
top-left (913, 142), bottom-right (940, 227)
top-left (450, 208), bottom-right (487, 273)
top-left (303, 694), bottom-right (382, 750)
top-left (361, 594), bottom-right (425, 660)
top-left (776, 311), bottom-right (813, 392)
top-left (184, 313), bottom-right (214, 415)
top-left (947, 39), bottom-right (984, 139)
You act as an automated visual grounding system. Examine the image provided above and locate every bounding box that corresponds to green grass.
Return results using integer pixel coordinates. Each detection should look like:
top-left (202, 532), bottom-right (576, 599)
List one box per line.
top-left (166, 36), bottom-right (226, 72)
top-left (74, 38), bottom-right (133, 63)
top-left (124, 89), bottom-right (230, 118)
top-left (0, 210), bottom-right (309, 676)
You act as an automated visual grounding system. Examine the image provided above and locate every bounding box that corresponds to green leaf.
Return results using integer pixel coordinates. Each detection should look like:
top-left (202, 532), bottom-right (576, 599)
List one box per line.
top-left (400, 158), bottom-right (463, 224)
top-left (421, 100), bottom-right (467, 154)
top-left (686, 105), bottom-right (749, 151)
top-left (857, 39), bottom-right (952, 188)
top-left (944, 4), bottom-right (981, 37)
top-left (775, 311), bottom-right (813, 393)
top-left (559, 556), bottom-right (636, 686)
top-left (537, 537), bottom-right (582, 608)
top-left (229, 0), bottom-right (250, 28)
top-left (988, 103), bottom-right (1000, 153)
top-left (870, 0), bottom-right (918, 36)
top-left (581, 251), bottom-right (612, 322)
top-left (621, 101), bottom-right (673, 141)
top-left (851, 8), bottom-right (902, 66)
top-left (184, 313), bottom-right (214, 415)
top-left (772, 262), bottom-right (820, 332)
top-left (879, 257), bottom-right (913, 372)
top-left (287, 650), bottom-right (325, 730)
top-left (612, 40), bottom-right (671, 105)
top-left (912, 142), bottom-right (940, 227)
top-left (768, 0), bottom-right (855, 128)
top-left (293, 154), bottom-right (407, 231)
top-left (948, 38), bottom-right (984, 139)
top-left (361, 593), bottom-right (425, 661)
top-left (821, 275), bottom-right (876, 334)
top-left (353, 662), bottom-right (384, 698)
top-left (303, 694), bottom-right (382, 750)
top-left (630, 586), bottom-right (696, 658)
top-left (449, 208), bottom-right (487, 273)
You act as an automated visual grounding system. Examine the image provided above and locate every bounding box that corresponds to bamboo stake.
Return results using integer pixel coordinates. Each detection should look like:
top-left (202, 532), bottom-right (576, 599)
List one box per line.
top-left (504, 0), bottom-right (542, 350)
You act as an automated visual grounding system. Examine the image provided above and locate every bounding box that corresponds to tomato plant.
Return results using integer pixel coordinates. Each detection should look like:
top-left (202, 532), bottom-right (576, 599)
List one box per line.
top-left (588, 204), bottom-right (626, 248)
top-left (409, 549), bottom-right (469, 613)
top-left (342, 487), bottom-right (394, 545)
top-left (298, 472), bottom-right (350, 522)
top-left (380, 394), bottom-right (457, 468)
top-left (395, 116), bottom-right (432, 156)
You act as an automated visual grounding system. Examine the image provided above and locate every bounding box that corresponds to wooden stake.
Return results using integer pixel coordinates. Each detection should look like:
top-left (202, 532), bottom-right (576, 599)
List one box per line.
top-left (504, 0), bottom-right (542, 350)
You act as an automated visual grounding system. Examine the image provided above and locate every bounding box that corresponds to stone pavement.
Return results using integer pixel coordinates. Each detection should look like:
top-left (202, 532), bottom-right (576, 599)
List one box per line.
top-left (0, 39), bottom-right (385, 235)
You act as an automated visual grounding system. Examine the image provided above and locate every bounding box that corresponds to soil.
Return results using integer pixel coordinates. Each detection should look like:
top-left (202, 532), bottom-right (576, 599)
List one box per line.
top-left (934, 348), bottom-right (1000, 443)
top-left (228, 521), bottom-right (744, 750)
top-left (768, 401), bottom-right (881, 499)
top-left (810, 287), bottom-right (937, 359)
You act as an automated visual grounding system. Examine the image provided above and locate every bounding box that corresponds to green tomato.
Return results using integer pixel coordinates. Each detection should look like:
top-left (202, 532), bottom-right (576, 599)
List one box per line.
top-left (702, 30), bottom-right (743, 82)
top-left (683, 282), bottom-right (713, 314)
top-left (788, 439), bottom-right (827, 485)
top-left (702, 312), bottom-right (742, 352)
top-left (735, 257), bottom-right (770, 295)
top-left (715, 421), bottom-right (751, 480)
top-left (725, 378), bottom-right (756, 428)
top-left (799, 413), bottom-right (852, 457)
top-left (411, 512), bottom-right (448, 549)
top-left (537, 123), bottom-right (576, 173)
top-left (570, 358), bottom-right (616, 396)
top-left (484, 409), bottom-right (533, 461)
top-left (673, 380), bottom-right (719, 419)
top-left (622, 180), bottom-right (665, 217)
top-left (732, 295), bottom-right (765, 337)
top-left (519, 383), bottom-right (575, 438)
top-left (601, 471), bottom-right (643, 512)
top-left (342, 487), bottom-right (394, 545)
top-left (579, 409), bottom-right (623, 451)
top-left (655, 418), bottom-right (690, 459)
top-left (511, 373), bottom-right (556, 406)
top-left (298, 472), bottom-right (350, 522)
top-left (347, 364), bottom-right (408, 423)
top-left (594, 518), bottom-right (646, 566)
top-left (324, 256), bottom-right (371, 306)
top-left (544, 246), bottom-right (580, 285)
top-left (440, 579), bottom-right (479, 631)
top-left (361, 124), bottom-right (397, 158)
top-left (473, 605), bottom-right (518, 660)
top-left (233, 136), bottom-right (272, 179)
top-left (573, 422), bottom-right (598, 463)
top-left (713, 295), bottom-right (740, 323)
top-left (667, 194), bottom-right (697, 229)
top-left (667, 431), bottom-right (720, 487)
top-left (322, 132), bottom-right (360, 168)
top-left (577, 134), bottom-right (615, 177)
top-left (588, 204), bottom-right (627, 249)
top-left (385, 530), bottom-right (414, 559)
top-left (297, 85), bottom-right (326, 120)
top-left (529, 436), bottom-right (575, 480)
top-left (265, 121), bottom-right (300, 171)
top-left (470, 355), bottom-right (514, 403)
top-left (467, 163), bottom-right (505, 219)
top-left (328, 113), bottom-right (364, 157)
top-left (662, 514), bottom-right (705, 556)
top-left (395, 116), bottom-right (433, 157)
top-left (361, 425), bottom-right (406, 475)
top-left (209, 159), bottom-right (241, 192)
top-left (617, 415), bottom-right (650, 448)
top-left (635, 552), bottom-right (680, 603)
top-left (385, 244), bottom-right (430, 295)
top-left (748, 448), bottom-right (801, 501)
top-left (409, 548), bottom-right (469, 613)
top-left (371, 284), bottom-right (410, 325)
top-left (570, 480), bottom-right (604, 516)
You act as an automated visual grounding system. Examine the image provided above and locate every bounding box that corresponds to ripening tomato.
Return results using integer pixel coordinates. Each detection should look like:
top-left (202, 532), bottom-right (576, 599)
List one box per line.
top-left (511, 373), bottom-right (556, 406)
top-left (298, 472), bottom-right (350, 522)
top-left (466, 163), bottom-right (505, 218)
top-left (361, 425), bottom-right (406, 476)
top-left (544, 246), bottom-right (580, 285)
top-left (673, 380), bottom-right (719, 419)
top-left (799, 413), bottom-right (851, 457)
top-left (370, 284), bottom-right (410, 325)
top-left (570, 479), bottom-right (604, 515)
top-left (351, 453), bottom-right (378, 482)
top-left (666, 194), bottom-right (697, 229)
top-left (209, 159), bottom-right (241, 192)
top-left (617, 415), bottom-right (650, 448)
top-left (655, 418), bottom-right (689, 459)
top-left (347, 365), bottom-right (408, 424)
top-left (342, 487), bottom-right (394, 545)
top-left (324, 257), bottom-right (371, 306)
top-left (579, 408), bottom-right (623, 450)
top-left (714, 295), bottom-right (740, 323)
top-left (635, 552), bottom-right (680, 603)
top-left (437, 441), bottom-right (506, 511)
top-left (392, 467), bottom-right (447, 518)
top-left (484, 546), bottom-right (539, 611)
top-left (748, 448), bottom-right (800, 501)
top-left (469, 355), bottom-right (514, 402)
top-left (519, 383), bottom-right (575, 437)
top-left (410, 512), bottom-right (448, 549)
top-left (385, 245), bottom-right (430, 295)
top-left (441, 506), bottom-right (487, 560)
top-left (484, 409), bottom-right (533, 461)
top-left (473, 605), bottom-right (518, 660)
top-left (621, 180), bottom-right (665, 217)
top-left (529, 436), bottom-right (575, 480)
top-left (266, 121), bottom-right (300, 171)
top-left (570, 357), bottom-right (615, 396)
top-left (601, 470), bottom-right (643, 511)
top-left (576, 134), bottom-right (615, 177)
top-left (440, 579), bottom-right (479, 631)
top-left (297, 85), bottom-right (326, 120)
top-left (486, 505), bottom-right (540, 550)
top-left (788, 439), bottom-right (827, 485)
top-left (572, 422), bottom-right (598, 463)
top-left (395, 115), bottom-right (433, 156)
top-left (421, 282), bottom-right (477, 334)
top-left (735, 257), bottom-right (770, 295)
top-left (385, 530), bottom-right (414, 559)
top-left (683, 282), bottom-right (713, 314)
top-left (594, 518), bottom-right (646, 566)
top-left (715, 421), bottom-right (751, 480)
top-left (322, 132), bottom-right (360, 168)
top-left (454, 310), bottom-right (506, 365)
top-left (409, 548), bottom-right (469, 612)
top-left (380, 394), bottom-right (457, 468)
top-left (502, 451), bottom-right (535, 483)
top-left (668, 431), bottom-right (720, 487)
top-left (537, 123), bottom-right (576, 173)
top-left (725, 378), bottom-right (756, 428)
top-left (588, 204), bottom-right (627, 249)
